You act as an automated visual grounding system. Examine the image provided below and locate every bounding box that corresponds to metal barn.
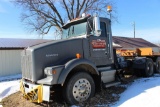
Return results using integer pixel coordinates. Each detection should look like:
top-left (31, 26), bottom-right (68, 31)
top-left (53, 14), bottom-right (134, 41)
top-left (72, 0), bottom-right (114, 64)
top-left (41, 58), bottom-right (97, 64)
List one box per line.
top-left (0, 38), bottom-right (50, 76)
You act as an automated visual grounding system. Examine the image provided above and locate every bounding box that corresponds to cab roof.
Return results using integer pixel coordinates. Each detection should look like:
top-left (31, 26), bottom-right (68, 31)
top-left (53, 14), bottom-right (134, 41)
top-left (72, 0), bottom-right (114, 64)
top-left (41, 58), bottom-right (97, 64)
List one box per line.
top-left (62, 15), bottom-right (91, 29)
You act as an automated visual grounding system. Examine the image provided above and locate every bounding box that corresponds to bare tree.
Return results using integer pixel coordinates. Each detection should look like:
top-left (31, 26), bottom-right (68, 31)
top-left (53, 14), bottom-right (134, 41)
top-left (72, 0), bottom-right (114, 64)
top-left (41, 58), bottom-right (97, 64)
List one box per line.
top-left (13, 0), bottom-right (117, 38)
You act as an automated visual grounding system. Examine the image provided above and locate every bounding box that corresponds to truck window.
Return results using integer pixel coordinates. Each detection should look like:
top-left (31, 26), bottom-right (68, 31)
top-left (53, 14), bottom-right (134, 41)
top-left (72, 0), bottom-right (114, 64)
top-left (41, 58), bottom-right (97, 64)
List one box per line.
top-left (100, 22), bottom-right (107, 37)
top-left (62, 22), bottom-right (87, 39)
top-left (87, 20), bottom-right (107, 37)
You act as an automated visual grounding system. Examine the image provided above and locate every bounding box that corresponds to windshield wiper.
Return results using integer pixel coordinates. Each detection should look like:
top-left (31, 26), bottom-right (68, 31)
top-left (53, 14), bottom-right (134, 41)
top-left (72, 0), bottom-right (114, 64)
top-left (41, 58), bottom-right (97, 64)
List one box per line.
top-left (67, 27), bottom-right (70, 38)
top-left (72, 26), bottom-right (74, 35)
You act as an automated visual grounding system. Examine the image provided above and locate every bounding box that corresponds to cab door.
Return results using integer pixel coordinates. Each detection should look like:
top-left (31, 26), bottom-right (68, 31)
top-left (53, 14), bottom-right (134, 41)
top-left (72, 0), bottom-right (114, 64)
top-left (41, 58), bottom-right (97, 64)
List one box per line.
top-left (88, 18), bottom-right (113, 66)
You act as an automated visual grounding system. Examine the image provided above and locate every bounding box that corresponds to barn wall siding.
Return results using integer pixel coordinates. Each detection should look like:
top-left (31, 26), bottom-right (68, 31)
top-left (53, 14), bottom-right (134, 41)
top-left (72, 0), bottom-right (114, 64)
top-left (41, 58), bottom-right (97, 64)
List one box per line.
top-left (0, 50), bottom-right (23, 76)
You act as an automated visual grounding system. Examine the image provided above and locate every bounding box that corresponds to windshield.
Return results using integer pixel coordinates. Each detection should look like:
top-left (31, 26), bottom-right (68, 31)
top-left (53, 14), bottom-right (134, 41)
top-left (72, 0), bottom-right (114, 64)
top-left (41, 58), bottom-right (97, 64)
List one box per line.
top-left (62, 22), bottom-right (87, 39)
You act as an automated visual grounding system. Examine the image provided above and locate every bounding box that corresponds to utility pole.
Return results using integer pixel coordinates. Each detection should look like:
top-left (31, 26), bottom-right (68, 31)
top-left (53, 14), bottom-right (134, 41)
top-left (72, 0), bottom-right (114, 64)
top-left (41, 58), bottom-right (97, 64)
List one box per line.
top-left (132, 21), bottom-right (135, 38)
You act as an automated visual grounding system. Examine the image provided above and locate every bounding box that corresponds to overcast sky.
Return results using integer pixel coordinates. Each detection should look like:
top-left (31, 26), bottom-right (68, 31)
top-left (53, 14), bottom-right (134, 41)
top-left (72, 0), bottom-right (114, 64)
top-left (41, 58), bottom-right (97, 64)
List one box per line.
top-left (0, 0), bottom-right (160, 43)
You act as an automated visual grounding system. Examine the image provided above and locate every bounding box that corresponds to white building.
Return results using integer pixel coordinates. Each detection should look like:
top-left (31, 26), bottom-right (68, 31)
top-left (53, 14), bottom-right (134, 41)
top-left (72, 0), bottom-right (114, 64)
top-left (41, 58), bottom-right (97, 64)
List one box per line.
top-left (0, 38), bottom-right (50, 77)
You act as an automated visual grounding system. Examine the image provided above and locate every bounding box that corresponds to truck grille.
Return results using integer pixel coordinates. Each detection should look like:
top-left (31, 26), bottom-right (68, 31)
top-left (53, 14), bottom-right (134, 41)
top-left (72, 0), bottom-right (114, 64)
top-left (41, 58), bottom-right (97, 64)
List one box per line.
top-left (21, 54), bottom-right (33, 80)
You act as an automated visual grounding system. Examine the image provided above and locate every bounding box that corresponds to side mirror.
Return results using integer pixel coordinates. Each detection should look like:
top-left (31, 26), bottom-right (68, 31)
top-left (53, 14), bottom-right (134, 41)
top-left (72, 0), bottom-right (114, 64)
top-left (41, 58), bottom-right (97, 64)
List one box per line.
top-left (93, 13), bottom-right (101, 36)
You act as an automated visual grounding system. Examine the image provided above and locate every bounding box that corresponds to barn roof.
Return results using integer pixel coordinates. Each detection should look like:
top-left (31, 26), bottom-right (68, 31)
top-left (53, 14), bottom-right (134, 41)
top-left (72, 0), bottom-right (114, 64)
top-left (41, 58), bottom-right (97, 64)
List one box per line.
top-left (112, 36), bottom-right (158, 48)
top-left (0, 38), bottom-right (51, 49)
top-left (0, 36), bottom-right (158, 49)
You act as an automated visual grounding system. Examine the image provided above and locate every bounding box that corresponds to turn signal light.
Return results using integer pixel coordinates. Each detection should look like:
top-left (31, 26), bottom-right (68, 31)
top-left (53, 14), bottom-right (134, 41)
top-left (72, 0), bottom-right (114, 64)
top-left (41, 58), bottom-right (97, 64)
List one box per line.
top-left (52, 70), bottom-right (56, 74)
top-left (76, 53), bottom-right (81, 59)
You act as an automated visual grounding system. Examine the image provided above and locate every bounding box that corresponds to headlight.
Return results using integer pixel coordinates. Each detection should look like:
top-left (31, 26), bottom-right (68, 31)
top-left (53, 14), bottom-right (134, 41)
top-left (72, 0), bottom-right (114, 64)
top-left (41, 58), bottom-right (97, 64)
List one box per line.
top-left (44, 67), bottom-right (56, 75)
top-left (44, 68), bottom-right (53, 75)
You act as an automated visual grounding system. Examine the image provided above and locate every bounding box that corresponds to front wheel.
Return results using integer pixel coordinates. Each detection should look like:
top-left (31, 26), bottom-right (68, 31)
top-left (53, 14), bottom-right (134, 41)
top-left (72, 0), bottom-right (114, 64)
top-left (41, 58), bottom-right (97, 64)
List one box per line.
top-left (63, 72), bottom-right (95, 105)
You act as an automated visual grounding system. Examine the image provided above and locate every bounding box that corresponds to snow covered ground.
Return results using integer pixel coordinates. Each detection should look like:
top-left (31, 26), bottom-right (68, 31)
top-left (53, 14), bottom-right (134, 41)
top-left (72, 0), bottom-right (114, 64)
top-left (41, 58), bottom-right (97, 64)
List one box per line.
top-left (113, 74), bottom-right (160, 107)
top-left (0, 74), bottom-right (160, 107)
top-left (0, 74), bottom-right (21, 102)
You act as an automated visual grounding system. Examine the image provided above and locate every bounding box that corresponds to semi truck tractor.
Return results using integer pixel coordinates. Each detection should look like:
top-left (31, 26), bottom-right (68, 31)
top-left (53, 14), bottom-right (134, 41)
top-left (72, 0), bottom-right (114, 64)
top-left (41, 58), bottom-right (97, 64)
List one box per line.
top-left (20, 13), bottom-right (160, 104)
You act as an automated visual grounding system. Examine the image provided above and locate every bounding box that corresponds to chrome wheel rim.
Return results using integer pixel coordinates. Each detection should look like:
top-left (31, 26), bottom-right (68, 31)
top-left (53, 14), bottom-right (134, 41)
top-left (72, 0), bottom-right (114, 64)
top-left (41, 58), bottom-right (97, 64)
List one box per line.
top-left (73, 78), bottom-right (91, 102)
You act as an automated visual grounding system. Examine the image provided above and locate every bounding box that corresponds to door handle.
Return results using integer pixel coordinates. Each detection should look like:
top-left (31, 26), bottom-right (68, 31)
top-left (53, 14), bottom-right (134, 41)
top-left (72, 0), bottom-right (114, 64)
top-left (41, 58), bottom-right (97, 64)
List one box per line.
top-left (105, 52), bottom-right (108, 55)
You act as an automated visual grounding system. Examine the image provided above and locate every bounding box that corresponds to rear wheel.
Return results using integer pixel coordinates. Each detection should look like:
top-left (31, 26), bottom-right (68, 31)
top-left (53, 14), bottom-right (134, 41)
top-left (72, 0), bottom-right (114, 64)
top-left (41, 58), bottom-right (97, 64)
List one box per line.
top-left (143, 58), bottom-right (154, 77)
top-left (155, 57), bottom-right (160, 73)
top-left (63, 72), bottom-right (95, 105)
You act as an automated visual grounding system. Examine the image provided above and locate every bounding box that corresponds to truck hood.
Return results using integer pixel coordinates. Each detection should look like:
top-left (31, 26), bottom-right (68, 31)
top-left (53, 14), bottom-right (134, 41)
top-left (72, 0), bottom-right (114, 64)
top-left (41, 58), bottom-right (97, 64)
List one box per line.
top-left (21, 38), bottom-right (84, 82)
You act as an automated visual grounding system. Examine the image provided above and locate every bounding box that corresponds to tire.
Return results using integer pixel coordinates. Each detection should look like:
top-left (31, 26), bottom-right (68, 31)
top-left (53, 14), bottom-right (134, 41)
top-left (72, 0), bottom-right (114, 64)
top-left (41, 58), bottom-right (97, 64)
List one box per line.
top-left (155, 57), bottom-right (160, 73)
top-left (143, 58), bottom-right (154, 77)
top-left (63, 72), bottom-right (95, 105)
